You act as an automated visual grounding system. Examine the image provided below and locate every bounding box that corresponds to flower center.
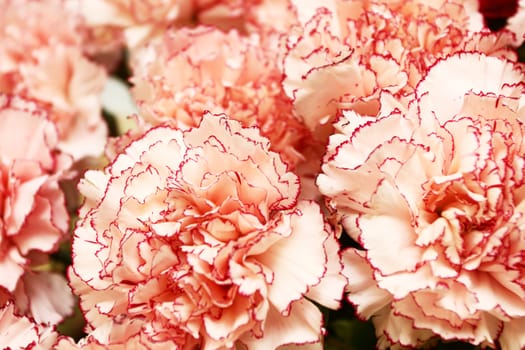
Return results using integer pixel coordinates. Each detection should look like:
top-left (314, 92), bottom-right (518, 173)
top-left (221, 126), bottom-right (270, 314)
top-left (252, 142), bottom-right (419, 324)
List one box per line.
top-left (420, 174), bottom-right (510, 268)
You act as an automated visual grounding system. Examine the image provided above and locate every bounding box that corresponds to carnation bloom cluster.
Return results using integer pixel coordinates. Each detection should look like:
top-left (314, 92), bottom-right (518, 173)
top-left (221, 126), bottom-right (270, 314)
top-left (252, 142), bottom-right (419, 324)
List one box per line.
top-left (3, 1), bottom-right (525, 350)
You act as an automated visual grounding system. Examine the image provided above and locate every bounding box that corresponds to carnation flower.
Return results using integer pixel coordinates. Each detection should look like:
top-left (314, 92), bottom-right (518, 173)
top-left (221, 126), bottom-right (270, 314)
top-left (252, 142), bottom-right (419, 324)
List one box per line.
top-left (0, 0), bottom-right (108, 160)
top-left (318, 53), bottom-right (525, 349)
top-left (0, 0), bottom-right (84, 71)
top-left (70, 113), bottom-right (345, 348)
top-left (283, 0), bottom-right (516, 141)
top-left (131, 26), bottom-right (311, 168)
top-left (195, 0), bottom-right (298, 35)
top-left (13, 45), bottom-right (107, 160)
top-left (79, 0), bottom-right (194, 52)
top-left (0, 302), bottom-right (58, 349)
top-left (477, 0), bottom-right (525, 43)
top-left (0, 94), bottom-right (73, 325)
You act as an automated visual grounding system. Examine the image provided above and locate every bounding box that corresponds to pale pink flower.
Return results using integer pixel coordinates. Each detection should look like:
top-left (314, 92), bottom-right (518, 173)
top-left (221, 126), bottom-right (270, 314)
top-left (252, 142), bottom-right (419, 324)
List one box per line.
top-left (0, 94), bottom-right (73, 325)
top-left (13, 46), bottom-right (107, 160)
top-left (318, 53), bottom-right (525, 349)
top-left (0, 302), bottom-right (59, 349)
top-left (80, 25), bottom-right (126, 72)
top-left (0, 0), bottom-right (84, 72)
top-left (0, 0), bottom-right (108, 160)
top-left (195, 0), bottom-right (298, 35)
top-left (131, 26), bottom-right (311, 168)
top-left (79, 0), bottom-right (194, 52)
top-left (283, 0), bottom-right (517, 141)
top-left (71, 113), bottom-right (345, 349)
top-left (5, 271), bottom-right (76, 326)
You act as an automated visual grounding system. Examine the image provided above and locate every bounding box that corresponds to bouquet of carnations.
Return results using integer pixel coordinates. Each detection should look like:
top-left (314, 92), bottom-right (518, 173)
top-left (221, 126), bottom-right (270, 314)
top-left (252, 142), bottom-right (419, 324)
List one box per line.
top-left (1, 0), bottom-right (525, 349)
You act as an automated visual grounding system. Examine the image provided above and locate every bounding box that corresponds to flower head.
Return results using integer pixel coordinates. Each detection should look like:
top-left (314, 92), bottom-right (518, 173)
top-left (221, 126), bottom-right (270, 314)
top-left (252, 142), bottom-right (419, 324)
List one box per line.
top-left (80, 0), bottom-right (194, 51)
top-left (71, 113), bottom-right (345, 348)
top-left (283, 0), bottom-right (516, 141)
top-left (195, 0), bottom-right (298, 35)
top-left (0, 94), bottom-right (73, 324)
top-left (0, 0), bottom-right (108, 160)
top-left (318, 53), bottom-right (525, 349)
top-left (132, 26), bottom-right (311, 168)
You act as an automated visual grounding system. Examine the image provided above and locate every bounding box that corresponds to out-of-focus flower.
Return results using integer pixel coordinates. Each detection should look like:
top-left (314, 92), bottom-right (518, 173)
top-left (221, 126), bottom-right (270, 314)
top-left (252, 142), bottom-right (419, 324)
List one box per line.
top-left (0, 302), bottom-right (59, 349)
top-left (475, 0), bottom-right (525, 48)
top-left (70, 113), bottom-right (345, 349)
top-left (478, 0), bottom-right (518, 26)
top-left (131, 26), bottom-right (311, 169)
top-left (0, 94), bottom-right (74, 325)
top-left (318, 53), bottom-right (525, 349)
top-left (0, 0), bottom-right (108, 161)
top-left (195, 0), bottom-right (298, 35)
top-left (79, 0), bottom-right (194, 53)
top-left (502, 0), bottom-right (525, 45)
top-left (5, 270), bottom-right (76, 326)
top-left (283, 0), bottom-right (516, 142)
top-left (13, 46), bottom-right (107, 160)
top-left (0, 0), bottom-right (84, 71)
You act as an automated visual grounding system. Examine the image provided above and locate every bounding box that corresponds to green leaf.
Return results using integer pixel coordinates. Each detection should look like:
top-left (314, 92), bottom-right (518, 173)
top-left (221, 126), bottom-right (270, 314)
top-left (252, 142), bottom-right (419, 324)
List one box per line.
top-left (325, 318), bottom-right (376, 350)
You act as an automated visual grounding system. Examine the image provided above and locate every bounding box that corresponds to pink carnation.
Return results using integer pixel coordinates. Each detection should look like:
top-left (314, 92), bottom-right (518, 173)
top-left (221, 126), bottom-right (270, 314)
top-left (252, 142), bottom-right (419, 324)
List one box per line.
top-left (318, 53), bottom-right (525, 348)
top-left (131, 26), bottom-right (311, 168)
top-left (195, 0), bottom-right (298, 35)
top-left (0, 302), bottom-right (59, 349)
top-left (0, 0), bottom-right (108, 160)
top-left (79, 0), bottom-right (194, 51)
top-left (0, 0), bottom-right (84, 71)
top-left (0, 94), bottom-right (73, 325)
top-left (283, 0), bottom-right (517, 141)
top-left (70, 113), bottom-right (345, 349)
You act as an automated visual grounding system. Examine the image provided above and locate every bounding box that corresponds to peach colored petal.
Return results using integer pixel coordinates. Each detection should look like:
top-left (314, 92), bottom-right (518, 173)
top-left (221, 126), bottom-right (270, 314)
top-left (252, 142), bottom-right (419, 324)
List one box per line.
top-left (239, 300), bottom-right (323, 350)
top-left (0, 303), bottom-right (58, 349)
top-left (256, 203), bottom-right (327, 312)
top-left (306, 224), bottom-right (346, 309)
top-left (416, 53), bottom-right (524, 125)
top-left (343, 249), bottom-right (391, 319)
top-left (15, 272), bottom-right (74, 325)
